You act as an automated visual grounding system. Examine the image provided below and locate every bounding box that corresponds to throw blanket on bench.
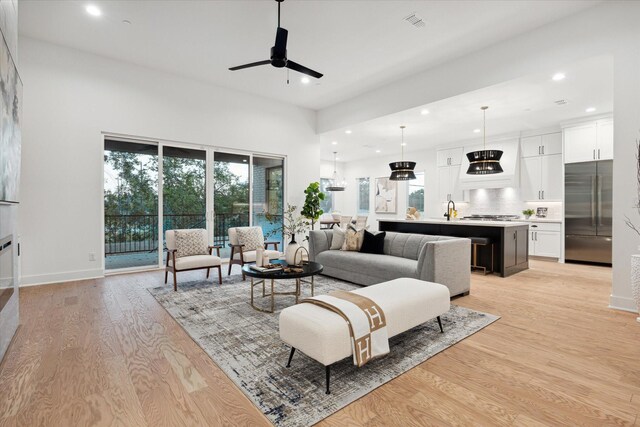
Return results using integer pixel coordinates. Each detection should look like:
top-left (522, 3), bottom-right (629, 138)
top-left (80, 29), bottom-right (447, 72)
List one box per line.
top-left (300, 291), bottom-right (389, 367)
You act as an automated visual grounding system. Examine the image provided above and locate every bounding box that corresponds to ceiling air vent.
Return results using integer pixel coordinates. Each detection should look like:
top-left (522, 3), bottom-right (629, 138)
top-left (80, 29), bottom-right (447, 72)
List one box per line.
top-left (404, 12), bottom-right (426, 28)
top-left (555, 99), bottom-right (569, 105)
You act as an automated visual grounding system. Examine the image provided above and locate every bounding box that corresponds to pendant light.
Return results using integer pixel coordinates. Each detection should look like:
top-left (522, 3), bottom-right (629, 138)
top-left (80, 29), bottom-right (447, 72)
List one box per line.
top-left (389, 125), bottom-right (416, 181)
top-left (466, 106), bottom-right (504, 175)
top-left (326, 151), bottom-right (347, 191)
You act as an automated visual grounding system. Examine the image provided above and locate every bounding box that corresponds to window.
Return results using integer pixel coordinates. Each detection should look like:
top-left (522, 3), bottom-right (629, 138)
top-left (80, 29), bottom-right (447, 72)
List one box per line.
top-left (320, 178), bottom-right (334, 213)
top-left (356, 177), bottom-right (370, 214)
top-left (407, 172), bottom-right (425, 215)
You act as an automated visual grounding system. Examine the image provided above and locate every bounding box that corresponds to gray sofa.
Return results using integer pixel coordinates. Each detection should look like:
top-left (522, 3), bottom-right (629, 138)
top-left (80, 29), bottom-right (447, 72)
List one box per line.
top-left (309, 230), bottom-right (471, 297)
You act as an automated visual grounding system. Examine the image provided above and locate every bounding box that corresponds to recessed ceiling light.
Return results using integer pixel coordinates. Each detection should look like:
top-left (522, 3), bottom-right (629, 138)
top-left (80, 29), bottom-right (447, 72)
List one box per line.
top-left (331, 141), bottom-right (338, 145)
top-left (345, 130), bottom-right (352, 134)
top-left (473, 129), bottom-right (481, 133)
top-left (336, 157), bottom-right (340, 161)
top-left (85, 4), bottom-right (102, 17)
top-left (552, 72), bottom-right (566, 81)
top-left (401, 143), bottom-right (407, 147)
top-left (420, 109), bottom-right (429, 115)
top-left (375, 150), bottom-right (381, 153)
top-left (300, 76), bottom-right (310, 85)
top-left (585, 107), bottom-right (596, 113)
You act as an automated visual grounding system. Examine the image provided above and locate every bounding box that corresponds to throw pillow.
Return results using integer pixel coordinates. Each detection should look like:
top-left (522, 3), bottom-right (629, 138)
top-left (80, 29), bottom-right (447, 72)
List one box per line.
top-left (174, 230), bottom-right (208, 258)
top-left (360, 230), bottom-right (386, 255)
top-left (236, 227), bottom-right (264, 252)
top-left (330, 226), bottom-right (346, 250)
top-left (342, 226), bottom-right (366, 251)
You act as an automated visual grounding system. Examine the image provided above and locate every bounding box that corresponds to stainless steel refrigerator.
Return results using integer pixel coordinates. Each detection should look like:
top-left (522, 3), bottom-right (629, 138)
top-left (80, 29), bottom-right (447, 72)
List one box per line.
top-left (565, 160), bottom-right (612, 264)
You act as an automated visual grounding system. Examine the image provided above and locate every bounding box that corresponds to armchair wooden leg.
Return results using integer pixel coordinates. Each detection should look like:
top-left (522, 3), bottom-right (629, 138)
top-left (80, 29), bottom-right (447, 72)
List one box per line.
top-left (173, 270), bottom-right (177, 292)
top-left (217, 266), bottom-right (222, 285)
top-left (227, 261), bottom-right (233, 276)
top-left (206, 268), bottom-right (210, 279)
top-left (164, 270), bottom-right (168, 284)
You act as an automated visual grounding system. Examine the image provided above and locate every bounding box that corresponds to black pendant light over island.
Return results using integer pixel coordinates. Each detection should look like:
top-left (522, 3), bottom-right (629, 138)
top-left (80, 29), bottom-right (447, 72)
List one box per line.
top-left (389, 125), bottom-right (416, 181)
top-left (466, 106), bottom-right (503, 175)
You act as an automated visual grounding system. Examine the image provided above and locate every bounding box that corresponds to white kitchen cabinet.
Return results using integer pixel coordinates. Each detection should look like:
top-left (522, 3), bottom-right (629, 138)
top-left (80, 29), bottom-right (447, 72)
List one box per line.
top-left (564, 120), bottom-right (613, 163)
top-left (436, 147), bottom-right (464, 167)
top-left (528, 222), bottom-right (561, 258)
top-left (520, 153), bottom-right (562, 201)
top-left (521, 132), bottom-right (562, 158)
top-left (437, 164), bottom-right (464, 202)
top-left (596, 120), bottom-right (614, 161)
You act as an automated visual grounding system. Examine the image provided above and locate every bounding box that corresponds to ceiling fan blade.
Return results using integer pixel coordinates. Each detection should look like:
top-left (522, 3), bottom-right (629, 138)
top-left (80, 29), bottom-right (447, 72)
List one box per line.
top-left (229, 60), bottom-right (271, 71)
top-left (286, 60), bottom-right (323, 79)
top-left (274, 27), bottom-right (288, 57)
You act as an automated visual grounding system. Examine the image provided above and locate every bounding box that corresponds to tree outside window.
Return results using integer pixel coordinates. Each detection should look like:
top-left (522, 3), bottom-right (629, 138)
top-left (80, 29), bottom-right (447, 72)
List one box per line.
top-left (320, 178), bottom-right (334, 213)
top-left (357, 177), bottom-right (370, 214)
top-left (407, 172), bottom-right (425, 216)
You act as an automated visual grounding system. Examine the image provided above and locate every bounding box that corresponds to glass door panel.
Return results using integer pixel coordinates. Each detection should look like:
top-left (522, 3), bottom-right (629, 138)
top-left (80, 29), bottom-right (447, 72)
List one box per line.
top-left (104, 139), bottom-right (158, 270)
top-left (214, 152), bottom-right (250, 257)
top-left (162, 146), bottom-right (207, 265)
top-left (252, 156), bottom-right (284, 250)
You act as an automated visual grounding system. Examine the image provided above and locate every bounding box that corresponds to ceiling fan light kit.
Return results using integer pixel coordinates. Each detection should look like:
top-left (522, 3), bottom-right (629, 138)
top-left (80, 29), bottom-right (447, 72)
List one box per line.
top-left (466, 106), bottom-right (504, 175)
top-left (229, 0), bottom-right (323, 79)
top-left (389, 125), bottom-right (417, 181)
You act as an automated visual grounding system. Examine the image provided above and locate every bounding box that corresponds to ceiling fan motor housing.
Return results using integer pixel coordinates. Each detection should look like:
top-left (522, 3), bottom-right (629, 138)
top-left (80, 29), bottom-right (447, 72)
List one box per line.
top-left (270, 46), bottom-right (287, 67)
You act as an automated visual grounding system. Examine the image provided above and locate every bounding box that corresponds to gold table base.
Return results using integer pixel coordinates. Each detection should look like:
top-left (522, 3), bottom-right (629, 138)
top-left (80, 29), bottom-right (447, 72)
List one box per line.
top-left (250, 276), bottom-right (315, 313)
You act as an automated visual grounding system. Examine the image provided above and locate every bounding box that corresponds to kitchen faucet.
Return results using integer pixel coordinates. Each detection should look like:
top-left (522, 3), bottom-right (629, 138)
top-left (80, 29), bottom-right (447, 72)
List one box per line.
top-left (444, 200), bottom-right (456, 221)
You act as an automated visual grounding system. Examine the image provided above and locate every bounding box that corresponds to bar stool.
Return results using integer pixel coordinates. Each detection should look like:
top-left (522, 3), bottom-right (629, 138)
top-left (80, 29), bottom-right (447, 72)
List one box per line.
top-left (470, 237), bottom-right (494, 275)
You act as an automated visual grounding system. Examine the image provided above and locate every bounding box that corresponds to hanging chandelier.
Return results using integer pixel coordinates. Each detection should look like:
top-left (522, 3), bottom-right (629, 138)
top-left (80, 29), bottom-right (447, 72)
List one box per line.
top-left (389, 125), bottom-right (416, 181)
top-left (466, 106), bottom-right (503, 175)
top-left (326, 151), bottom-right (347, 191)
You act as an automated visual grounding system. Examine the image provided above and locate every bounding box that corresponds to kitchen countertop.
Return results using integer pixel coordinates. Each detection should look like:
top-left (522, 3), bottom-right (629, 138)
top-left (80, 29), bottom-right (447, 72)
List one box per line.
top-left (521, 218), bottom-right (562, 223)
top-left (378, 218), bottom-right (529, 228)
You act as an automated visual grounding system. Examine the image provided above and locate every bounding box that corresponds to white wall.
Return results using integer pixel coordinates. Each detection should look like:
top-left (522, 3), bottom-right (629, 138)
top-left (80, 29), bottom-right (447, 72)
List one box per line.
top-left (18, 38), bottom-right (319, 286)
top-left (319, 1), bottom-right (640, 313)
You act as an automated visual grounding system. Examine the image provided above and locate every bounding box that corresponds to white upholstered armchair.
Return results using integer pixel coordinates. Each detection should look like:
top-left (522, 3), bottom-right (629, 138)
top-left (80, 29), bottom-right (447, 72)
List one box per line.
top-left (165, 229), bottom-right (222, 291)
top-left (227, 226), bottom-right (281, 279)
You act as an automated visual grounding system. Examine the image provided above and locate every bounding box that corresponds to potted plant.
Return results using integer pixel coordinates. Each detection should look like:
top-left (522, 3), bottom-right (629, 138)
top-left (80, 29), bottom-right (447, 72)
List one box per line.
top-left (266, 204), bottom-right (309, 265)
top-left (301, 182), bottom-right (325, 230)
top-left (522, 209), bottom-right (535, 219)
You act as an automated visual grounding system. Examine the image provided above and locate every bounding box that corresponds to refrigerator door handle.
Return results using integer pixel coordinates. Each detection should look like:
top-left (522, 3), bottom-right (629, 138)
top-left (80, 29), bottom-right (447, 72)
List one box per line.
top-left (591, 175), bottom-right (596, 227)
top-left (597, 174), bottom-right (603, 226)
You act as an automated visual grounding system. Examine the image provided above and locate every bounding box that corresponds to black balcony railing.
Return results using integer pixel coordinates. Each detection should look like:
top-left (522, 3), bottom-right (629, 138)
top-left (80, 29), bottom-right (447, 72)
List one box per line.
top-left (104, 213), bottom-right (281, 256)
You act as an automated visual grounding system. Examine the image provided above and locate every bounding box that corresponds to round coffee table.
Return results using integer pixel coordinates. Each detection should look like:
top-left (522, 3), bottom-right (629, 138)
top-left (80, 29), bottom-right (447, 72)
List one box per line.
top-left (242, 260), bottom-right (323, 313)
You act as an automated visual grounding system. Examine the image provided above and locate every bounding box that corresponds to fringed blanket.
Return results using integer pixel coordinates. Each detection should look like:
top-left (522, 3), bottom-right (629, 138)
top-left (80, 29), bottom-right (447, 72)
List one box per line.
top-left (300, 290), bottom-right (389, 366)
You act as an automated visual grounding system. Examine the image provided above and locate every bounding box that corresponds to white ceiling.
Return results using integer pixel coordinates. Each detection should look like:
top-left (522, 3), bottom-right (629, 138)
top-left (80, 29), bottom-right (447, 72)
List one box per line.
top-left (18, 0), bottom-right (599, 110)
top-left (320, 55), bottom-right (613, 162)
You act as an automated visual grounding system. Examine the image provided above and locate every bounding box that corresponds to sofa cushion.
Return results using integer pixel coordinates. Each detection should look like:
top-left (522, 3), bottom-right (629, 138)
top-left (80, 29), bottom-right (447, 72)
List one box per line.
top-left (360, 230), bottom-right (386, 255)
top-left (316, 250), bottom-right (417, 281)
top-left (330, 226), bottom-right (346, 250)
top-left (383, 232), bottom-right (446, 260)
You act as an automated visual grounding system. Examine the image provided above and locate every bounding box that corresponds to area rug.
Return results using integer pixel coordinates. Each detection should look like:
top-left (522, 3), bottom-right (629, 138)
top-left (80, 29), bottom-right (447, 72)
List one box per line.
top-left (149, 275), bottom-right (499, 426)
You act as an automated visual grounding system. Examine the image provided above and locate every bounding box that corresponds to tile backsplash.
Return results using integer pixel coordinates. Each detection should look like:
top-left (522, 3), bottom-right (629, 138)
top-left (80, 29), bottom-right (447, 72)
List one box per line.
top-left (442, 188), bottom-right (562, 219)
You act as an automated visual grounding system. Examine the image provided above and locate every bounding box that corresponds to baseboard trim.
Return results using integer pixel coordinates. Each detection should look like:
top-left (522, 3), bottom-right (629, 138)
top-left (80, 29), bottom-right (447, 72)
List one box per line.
top-left (20, 269), bottom-right (104, 287)
top-left (609, 294), bottom-right (638, 313)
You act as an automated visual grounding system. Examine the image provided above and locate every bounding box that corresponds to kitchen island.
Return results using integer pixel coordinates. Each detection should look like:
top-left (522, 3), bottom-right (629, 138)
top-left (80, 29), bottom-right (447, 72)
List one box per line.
top-left (378, 219), bottom-right (529, 277)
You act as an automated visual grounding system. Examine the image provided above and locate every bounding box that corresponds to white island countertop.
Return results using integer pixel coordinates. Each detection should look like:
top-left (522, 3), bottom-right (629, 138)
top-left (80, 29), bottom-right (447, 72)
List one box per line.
top-left (377, 218), bottom-right (530, 228)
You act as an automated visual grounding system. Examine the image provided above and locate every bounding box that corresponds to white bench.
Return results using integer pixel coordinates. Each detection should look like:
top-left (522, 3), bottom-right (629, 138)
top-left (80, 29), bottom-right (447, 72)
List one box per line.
top-left (279, 277), bottom-right (450, 394)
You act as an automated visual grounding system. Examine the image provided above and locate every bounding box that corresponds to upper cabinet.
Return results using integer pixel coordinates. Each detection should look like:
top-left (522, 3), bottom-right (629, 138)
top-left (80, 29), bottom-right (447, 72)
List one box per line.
top-left (436, 147), bottom-right (464, 167)
top-left (521, 133), bottom-right (562, 157)
top-left (564, 119), bottom-right (613, 164)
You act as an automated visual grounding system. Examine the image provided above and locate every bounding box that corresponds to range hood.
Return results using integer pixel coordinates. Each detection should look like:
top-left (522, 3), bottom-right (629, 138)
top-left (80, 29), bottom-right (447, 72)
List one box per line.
top-left (458, 138), bottom-right (520, 189)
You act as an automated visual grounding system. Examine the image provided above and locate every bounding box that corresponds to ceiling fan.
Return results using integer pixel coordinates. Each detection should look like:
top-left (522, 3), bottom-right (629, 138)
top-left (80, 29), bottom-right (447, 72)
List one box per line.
top-left (229, 0), bottom-right (323, 79)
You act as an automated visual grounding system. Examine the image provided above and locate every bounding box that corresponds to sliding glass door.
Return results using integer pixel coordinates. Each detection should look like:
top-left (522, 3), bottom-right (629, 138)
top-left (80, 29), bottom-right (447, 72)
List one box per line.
top-left (213, 152), bottom-right (250, 257)
top-left (104, 141), bottom-right (284, 270)
top-left (104, 139), bottom-right (158, 270)
top-left (252, 156), bottom-right (284, 250)
top-left (162, 146), bottom-right (207, 265)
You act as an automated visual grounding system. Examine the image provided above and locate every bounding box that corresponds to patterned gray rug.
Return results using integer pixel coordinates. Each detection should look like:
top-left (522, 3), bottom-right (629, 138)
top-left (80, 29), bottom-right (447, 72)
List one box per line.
top-left (149, 274), bottom-right (499, 426)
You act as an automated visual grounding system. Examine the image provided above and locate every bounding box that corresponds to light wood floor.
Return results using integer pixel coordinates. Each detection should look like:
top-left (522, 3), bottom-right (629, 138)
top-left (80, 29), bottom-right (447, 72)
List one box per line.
top-left (0, 260), bottom-right (638, 426)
